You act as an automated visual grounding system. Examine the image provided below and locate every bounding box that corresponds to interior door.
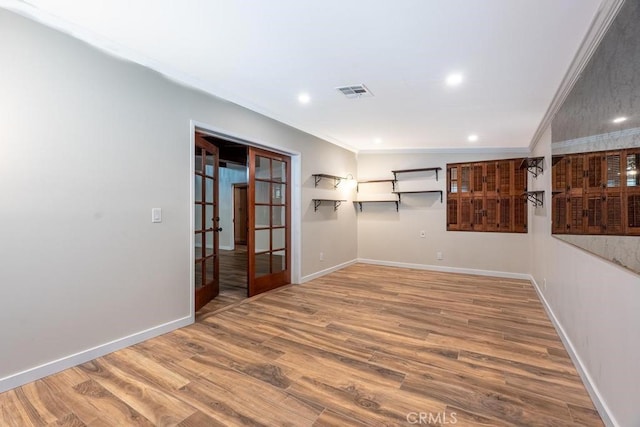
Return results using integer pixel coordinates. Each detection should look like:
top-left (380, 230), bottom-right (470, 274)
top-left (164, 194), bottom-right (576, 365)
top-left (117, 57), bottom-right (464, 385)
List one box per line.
top-left (194, 133), bottom-right (220, 311)
top-left (234, 184), bottom-right (248, 245)
top-left (248, 147), bottom-right (291, 297)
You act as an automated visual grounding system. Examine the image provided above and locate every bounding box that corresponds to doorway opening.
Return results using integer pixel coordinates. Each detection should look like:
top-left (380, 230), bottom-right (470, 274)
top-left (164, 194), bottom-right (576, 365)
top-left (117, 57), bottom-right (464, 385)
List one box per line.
top-left (193, 129), bottom-right (293, 314)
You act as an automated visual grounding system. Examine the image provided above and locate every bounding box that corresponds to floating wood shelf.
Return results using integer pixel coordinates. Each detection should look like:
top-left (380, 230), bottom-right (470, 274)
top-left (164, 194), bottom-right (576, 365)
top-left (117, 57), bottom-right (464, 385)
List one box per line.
top-left (391, 167), bottom-right (442, 181)
top-left (312, 199), bottom-right (347, 211)
top-left (356, 179), bottom-right (396, 192)
top-left (523, 191), bottom-right (545, 206)
top-left (519, 157), bottom-right (545, 178)
top-left (393, 190), bottom-right (443, 203)
top-left (312, 174), bottom-right (347, 188)
top-left (354, 200), bottom-right (400, 212)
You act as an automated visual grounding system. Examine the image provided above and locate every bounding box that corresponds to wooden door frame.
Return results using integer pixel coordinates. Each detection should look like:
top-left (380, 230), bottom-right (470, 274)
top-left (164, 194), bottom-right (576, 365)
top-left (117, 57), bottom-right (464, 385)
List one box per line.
top-left (189, 120), bottom-right (302, 320)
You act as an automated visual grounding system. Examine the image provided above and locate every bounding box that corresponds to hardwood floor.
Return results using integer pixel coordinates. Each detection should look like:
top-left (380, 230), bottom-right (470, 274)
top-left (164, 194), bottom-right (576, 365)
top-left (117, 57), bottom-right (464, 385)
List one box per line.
top-left (0, 265), bottom-right (603, 426)
top-left (196, 246), bottom-right (248, 319)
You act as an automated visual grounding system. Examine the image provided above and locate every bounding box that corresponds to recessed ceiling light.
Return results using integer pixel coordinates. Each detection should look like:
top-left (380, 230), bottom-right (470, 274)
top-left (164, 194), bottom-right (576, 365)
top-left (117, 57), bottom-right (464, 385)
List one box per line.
top-left (298, 93), bottom-right (311, 104)
top-left (446, 73), bottom-right (464, 87)
top-left (374, 138), bottom-right (383, 144)
top-left (613, 116), bottom-right (627, 123)
top-left (467, 134), bottom-right (479, 142)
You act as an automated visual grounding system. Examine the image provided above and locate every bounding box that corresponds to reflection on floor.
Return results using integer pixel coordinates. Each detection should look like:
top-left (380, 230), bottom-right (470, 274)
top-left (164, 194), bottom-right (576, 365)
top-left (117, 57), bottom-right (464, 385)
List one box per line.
top-left (196, 245), bottom-right (247, 320)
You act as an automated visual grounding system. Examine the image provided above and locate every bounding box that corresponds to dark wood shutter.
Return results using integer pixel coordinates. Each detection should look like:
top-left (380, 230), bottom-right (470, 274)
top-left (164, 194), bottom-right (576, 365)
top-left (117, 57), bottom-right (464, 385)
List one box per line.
top-left (569, 197), bottom-right (584, 233)
top-left (552, 195), bottom-right (567, 233)
top-left (447, 198), bottom-right (458, 230)
top-left (472, 198), bottom-right (484, 230)
top-left (514, 197), bottom-right (527, 232)
top-left (605, 195), bottom-right (622, 234)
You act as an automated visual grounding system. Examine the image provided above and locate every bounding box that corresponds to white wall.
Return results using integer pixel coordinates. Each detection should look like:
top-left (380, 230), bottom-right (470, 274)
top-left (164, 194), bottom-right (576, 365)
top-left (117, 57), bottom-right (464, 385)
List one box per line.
top-left (356, 152), bottom-right (531, 276)
top-left (531, 127), bottom-right (640, 427)
top-left (0, 8), bottom-right (356, 389)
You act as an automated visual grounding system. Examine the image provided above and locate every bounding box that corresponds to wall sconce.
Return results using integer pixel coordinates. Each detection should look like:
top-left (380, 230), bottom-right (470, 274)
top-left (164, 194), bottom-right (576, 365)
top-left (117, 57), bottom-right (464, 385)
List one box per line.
top-left (342, 173), bottom-right (358, 190)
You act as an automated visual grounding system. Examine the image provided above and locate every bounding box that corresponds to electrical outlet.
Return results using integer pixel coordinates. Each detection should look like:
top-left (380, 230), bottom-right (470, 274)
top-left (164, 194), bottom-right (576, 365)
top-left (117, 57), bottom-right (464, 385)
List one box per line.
top-left (320, 252), bottom-right (324, 261)
top-left (420, 230), bottom-right (426, 238)
top-left (436, 251), bottom-right (443, 260)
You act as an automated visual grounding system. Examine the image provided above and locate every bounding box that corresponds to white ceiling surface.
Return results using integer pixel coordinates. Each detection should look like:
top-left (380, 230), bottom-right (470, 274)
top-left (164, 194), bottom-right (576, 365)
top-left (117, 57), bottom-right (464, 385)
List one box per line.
top-left (3, 0), bottom-right (603, 152)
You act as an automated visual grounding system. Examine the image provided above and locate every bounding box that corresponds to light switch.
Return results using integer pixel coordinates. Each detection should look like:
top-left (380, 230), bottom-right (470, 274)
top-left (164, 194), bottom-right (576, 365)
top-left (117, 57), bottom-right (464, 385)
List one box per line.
top-left (151, 208), bottom-right (162, 223)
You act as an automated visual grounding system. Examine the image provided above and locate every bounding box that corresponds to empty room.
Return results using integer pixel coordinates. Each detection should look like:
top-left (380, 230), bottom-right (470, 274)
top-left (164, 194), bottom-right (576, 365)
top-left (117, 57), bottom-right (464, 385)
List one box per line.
top-left (0, 0), bottom-right (638, 426)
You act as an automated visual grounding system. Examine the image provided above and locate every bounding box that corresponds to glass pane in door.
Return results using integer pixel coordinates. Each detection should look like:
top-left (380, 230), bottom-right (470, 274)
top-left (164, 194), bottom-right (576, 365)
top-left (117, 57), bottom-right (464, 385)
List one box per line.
top-left (256, 156), bottom-right (271, 179)
top-left (272, 160), bottom-right (285, 182)
top-left (272, 228), bottom-right (285, 250)
top-left (255, 205), bottom-right (270, 226)
top-left (205, 152), bottom-right (215, 176)
top-left (255, 229), bottom-right (270, 252)
top-left (205, 178), bottom-right (215, 202)
top-left (195, 175), bottom-right (202, 202)
top-left (255, 253), bottom-right (270, 277)
top-left (272, 206), bottom-right (285, 226)
top-left (205, 231), bottom-right (214, 256)
top-left (272, 250), bottom-right (286, 273)
top-left (205, 205), bottom-right (214, 229)
top-left (194, 262), bottom-right (203, 289)
top-left (256, 181), bottom-right (270, 204)
top-left (272, 183), bottom-right (285, 204)
top-left (205, 256), bottom-right (215, 283)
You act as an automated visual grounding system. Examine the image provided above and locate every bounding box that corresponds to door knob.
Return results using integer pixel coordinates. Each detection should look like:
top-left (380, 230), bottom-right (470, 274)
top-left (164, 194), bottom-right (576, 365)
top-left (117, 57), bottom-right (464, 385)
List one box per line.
top-left (214, 227), bottom-right (223, 232)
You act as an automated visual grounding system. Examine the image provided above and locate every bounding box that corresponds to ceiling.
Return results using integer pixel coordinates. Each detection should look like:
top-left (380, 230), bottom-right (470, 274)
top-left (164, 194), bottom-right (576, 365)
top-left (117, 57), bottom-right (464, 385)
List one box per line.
top-left (3, 0), bottom-right (604, 152)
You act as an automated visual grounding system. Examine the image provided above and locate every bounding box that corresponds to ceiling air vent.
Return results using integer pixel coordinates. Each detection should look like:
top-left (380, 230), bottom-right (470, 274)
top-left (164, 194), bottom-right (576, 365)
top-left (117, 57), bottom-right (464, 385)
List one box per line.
top-left (336, 84), bottom-right (373, 99)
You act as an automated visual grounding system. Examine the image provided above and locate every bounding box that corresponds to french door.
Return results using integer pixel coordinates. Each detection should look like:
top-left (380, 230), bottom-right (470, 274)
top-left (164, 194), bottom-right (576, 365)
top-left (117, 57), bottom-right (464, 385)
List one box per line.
top-left (194, 133), bottom-right (220, 311)
top-left (248, 147), bottom-right (291, 296)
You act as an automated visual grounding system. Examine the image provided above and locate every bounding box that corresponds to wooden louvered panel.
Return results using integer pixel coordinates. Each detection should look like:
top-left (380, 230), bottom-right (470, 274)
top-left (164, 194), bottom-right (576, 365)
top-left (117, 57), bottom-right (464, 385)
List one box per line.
top-left (628, 194), bottom-right (640, 229)
top-left (514, 197), bottom-right (527, 232)
top-left (587, 155), bottom-right (603, 190)
top-left (448, 166), bottom-right (459, 193)
top-left (446, 159), bottom-right (526, 234)
top-left (552, 157), bottom-right (567, 192)
top-left (460, 165), bottom-right (471, 193)
top-left (498, 162), bottom-right (511, 194)
top-left (447, 198), bottom-right (458, 230)
top-left (499, 197), bottom-right (511, 231)
top-left (460, 197), bottom-right (472, 230)
top-left (605, 195), bottom-right (622, 234)
top-left (514, 167), bottom-right (526, 194)
top-left (473, 164), bottom-right (483, 194)
top-left (569, 197), bottom-right (584, 233)
top-left (552, 196), bottom-right (567, 233)
top-left (485, 198), bottom-right (498, 231)
top-left (472, 198), bottom-right (484, 230)
top-left (586, 196), bottom-right (603, 233)
top-left (606, 154), bottom-right (621, 188)
top-left (570, 155), bottom-right (584, 190)
top-left (626, 152), bottom-right (640, 188)
top-left (485, 163), bottom-right (497, 193)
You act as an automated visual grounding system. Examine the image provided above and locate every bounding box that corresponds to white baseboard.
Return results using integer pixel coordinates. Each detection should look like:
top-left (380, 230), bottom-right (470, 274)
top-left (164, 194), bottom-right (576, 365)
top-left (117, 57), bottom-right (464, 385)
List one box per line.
top-left (528, 276), bottom-right (617, 427)
top-left (219, 245), bottom-right (234, 251)
top-left (357, 258), bottom-right (531, 281)
top-left (300, 259), bottom-right (358, 283)
top-left (0, 315), bottom-right (193, 394)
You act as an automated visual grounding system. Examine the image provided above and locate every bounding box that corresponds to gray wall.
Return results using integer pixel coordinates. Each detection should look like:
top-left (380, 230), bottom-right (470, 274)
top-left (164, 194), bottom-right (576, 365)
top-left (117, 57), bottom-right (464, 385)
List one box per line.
top-left (356, 152), bottom-right (531, 275)
top-left (0, 8), bottom-right (357, 385)
top-left (531, 127), bottom-right (640, 427)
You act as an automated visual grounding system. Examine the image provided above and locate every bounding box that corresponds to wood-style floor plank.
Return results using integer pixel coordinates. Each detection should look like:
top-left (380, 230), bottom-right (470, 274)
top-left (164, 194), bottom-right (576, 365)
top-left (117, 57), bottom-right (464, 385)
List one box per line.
top-left (0, 264), bottom-right (603, 426)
